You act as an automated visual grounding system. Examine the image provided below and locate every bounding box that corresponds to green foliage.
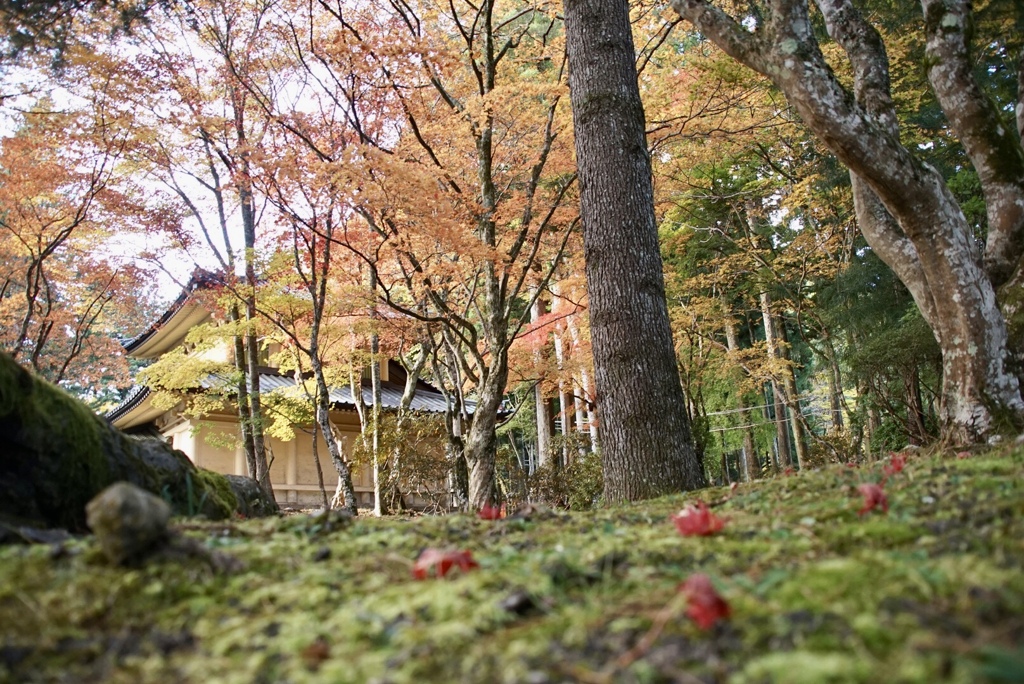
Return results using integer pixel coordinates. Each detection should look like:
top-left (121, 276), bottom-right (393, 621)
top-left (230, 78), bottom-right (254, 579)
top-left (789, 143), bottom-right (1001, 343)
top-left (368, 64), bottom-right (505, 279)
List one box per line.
top-left (525, 446), bottom-right (604, 511)
top-left (349, 414), bottom-right (452, 512)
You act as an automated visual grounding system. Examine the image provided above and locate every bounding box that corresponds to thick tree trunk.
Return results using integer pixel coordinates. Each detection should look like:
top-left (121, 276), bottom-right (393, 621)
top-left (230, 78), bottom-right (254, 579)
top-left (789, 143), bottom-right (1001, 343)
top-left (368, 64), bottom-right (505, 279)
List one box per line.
top-left (672, 0), bottom-right (1024, 443)
top-left (1, 353), bottom-right (275, 531)
top-left (465, 357), bottom-right (507, 509)
top-left (565, 0), bottom-right (705, 502)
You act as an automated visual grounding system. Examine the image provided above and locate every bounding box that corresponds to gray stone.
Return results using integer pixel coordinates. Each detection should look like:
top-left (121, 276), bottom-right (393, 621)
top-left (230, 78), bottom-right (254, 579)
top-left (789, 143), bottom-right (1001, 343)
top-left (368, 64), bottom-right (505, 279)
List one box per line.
top-left (86, 482), bottom-right (171, 565)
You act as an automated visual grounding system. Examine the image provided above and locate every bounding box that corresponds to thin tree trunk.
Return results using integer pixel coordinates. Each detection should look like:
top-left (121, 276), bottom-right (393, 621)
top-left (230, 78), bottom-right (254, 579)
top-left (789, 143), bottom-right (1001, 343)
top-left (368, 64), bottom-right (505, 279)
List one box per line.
top-left (760, 292), bottom-right (794, 469)
top-left (370, 334), bottom-right (384, 515)
top-left (552, 324), bottom-right (570, 466)
top-left (567, 314), bottom-right (599, 452)
top-left (724, 313), bottom-right (760, 482)
top-left (230, 305), bottom-right (257, 480)
top-left (776, 315), bottom-right (810, 468)
top-left (565, 0), bottom-right (705, 502)
top-left (531, 293), bottom-right (552, 470)
top-left (308, 358), bottom-right (355, 515)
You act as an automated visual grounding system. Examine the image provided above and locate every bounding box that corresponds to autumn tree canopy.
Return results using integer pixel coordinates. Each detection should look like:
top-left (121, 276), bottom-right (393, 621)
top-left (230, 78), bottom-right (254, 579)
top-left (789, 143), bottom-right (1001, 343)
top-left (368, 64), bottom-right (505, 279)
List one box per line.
top-left (2, 0), bottom-right (1021, 510)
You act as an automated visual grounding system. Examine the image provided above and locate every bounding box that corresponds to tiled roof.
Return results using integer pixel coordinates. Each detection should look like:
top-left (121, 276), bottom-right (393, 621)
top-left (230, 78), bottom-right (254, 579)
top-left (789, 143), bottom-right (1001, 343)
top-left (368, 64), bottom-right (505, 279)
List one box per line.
top-left (106, 371), bottom-right (454, 423)
top-left (258, 374), bottom-right (452, 413)
top-left (122, 270), bottom-right (223, 353)
top-left (105, 384), bottom-right (152, 423)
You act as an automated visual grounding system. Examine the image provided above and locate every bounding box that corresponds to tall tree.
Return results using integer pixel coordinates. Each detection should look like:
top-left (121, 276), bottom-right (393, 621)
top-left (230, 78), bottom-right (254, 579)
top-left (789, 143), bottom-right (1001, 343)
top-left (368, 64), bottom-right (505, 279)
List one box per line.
top-left (672, 0), bottom-right (1024, 443)
top-left (250, 0), bottom-right (578, 509)
top-left (564, 0), bottom-right (705, 501)
top-left (107, 0), bottom-right (278, 494)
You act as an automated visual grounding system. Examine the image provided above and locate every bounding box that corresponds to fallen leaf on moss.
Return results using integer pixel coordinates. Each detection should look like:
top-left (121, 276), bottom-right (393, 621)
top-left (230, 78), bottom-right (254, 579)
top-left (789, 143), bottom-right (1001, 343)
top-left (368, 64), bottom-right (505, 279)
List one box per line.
top-left (857, 483), bottom-right (888, 516)
top-left (883, 454), bottom-right (907, 477)
top-left (300, 636), bottom-right (330, 671)
top-left (478, 505), bottom-right (505, 521)
top-left (671, 502), bottom-right (725, 537)
top-left (680, 574), bottom-right (731, 630)
top-left (412, 548), bottom-right (479, 580)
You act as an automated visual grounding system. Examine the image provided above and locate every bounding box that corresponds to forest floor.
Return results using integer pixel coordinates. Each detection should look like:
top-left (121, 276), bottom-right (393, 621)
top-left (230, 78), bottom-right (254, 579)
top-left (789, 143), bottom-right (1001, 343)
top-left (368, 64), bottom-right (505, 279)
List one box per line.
top-left (1, 443), bottom-right (1022, 684)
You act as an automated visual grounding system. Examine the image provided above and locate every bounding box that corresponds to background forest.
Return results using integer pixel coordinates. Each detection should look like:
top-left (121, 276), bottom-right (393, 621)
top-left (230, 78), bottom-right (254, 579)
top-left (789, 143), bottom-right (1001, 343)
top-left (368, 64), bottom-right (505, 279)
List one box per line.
top-left (0, 0), bottom-right (1020, 507)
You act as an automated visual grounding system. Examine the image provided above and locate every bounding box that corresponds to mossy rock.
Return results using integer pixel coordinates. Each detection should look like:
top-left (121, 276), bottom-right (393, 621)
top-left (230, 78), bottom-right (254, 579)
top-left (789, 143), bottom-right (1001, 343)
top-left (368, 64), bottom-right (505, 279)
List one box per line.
top-left (0, 352), bottom-right (274, 531)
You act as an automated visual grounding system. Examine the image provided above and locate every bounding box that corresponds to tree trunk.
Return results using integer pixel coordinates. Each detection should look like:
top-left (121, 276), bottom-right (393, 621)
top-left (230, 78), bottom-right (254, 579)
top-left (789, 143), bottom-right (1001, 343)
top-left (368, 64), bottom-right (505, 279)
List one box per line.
top-left (724, 314), bottom-right (760, 482)
top-left (564, 0), bottom-right (705, 502)
top-left (531, 294), bottom-right (553, 470)
top-left (1, 352), bottom-right (275, 530)
top-left (760, 292), bottom-right (805, 468)
top-left (552, 325), bottom-right (570, 466)
top-left (824, 336), bottom-right (845, 432)
top-left (464, 356), bottom-right (507, 509)
top-left (244, 328), bottom-right (273, 497)
top-left (567, 313), bottom-right (599, 452)
top-left (370, 335), bottom-right (384, 516)
top-left (776, 313), bottom-right (810, 468)
top-left (311, 357), bottom-right (356, 515)
top-left (229, 305), bottom-right (257, 480)
top-left (672, 0), bottom-right (1024, 443)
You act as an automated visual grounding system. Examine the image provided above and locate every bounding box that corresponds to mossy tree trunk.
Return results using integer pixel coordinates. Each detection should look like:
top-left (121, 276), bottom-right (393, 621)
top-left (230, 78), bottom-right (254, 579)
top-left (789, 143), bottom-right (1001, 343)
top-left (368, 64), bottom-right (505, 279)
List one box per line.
top-left (0, 352), bottom-right (275, 531)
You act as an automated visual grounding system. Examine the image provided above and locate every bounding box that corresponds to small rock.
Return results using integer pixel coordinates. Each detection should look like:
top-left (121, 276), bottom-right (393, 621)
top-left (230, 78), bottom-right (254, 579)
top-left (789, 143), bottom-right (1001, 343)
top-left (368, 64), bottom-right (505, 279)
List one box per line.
top-left (85, 482), bottom-right (170, 565)
top-left (498, 589), bottom-right (541, 616)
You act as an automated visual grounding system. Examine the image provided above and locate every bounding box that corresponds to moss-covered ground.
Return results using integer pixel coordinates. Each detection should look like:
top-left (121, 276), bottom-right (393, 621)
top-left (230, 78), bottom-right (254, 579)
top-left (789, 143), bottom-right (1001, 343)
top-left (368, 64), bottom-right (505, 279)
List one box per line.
top-left (2, 445), bottom-right (1022, 683)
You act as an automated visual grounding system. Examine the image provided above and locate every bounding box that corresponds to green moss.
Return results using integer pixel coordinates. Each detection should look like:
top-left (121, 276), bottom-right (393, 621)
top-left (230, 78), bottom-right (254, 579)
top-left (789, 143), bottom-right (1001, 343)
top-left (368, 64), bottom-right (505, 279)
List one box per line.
top-left (0, 352), bottom-right (111, 528)
top-left (191, 469), bottom-right (238, 519)
top-left (1, 448), bottom-right (1021, 682)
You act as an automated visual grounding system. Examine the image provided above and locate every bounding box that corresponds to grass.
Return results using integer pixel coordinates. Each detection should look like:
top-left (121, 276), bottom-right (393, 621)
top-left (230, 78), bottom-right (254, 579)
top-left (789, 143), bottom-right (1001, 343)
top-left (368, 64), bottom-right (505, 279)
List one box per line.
top-left (1, 444), bottom-right (1022, 683)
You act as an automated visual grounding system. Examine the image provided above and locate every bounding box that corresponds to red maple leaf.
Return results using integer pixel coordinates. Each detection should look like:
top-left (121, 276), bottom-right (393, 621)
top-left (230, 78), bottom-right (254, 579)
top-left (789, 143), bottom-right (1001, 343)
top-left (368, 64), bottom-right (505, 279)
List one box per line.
top-left (478, 504), bottom-right (506, 520)
top-left (412, 548), bottom-right (479, 580)
top-left (857, 483), bottom-right (889, 516)
top-left (679, 573), bottom-right (731, 630)
top-left (882, 453), bottom-right (907, 476)
top-left (671, 501), bottom-right (725, 537)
